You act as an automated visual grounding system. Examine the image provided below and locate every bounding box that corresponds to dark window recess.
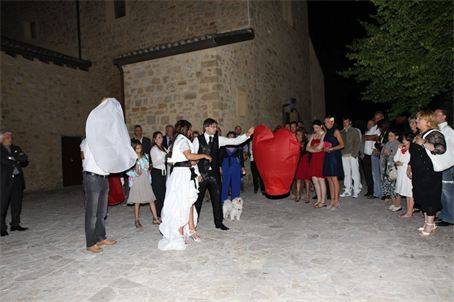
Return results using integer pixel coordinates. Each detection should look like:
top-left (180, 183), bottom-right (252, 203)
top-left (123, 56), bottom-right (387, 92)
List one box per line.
top-left (114, 0), bottom-right (126, 19)
top-left (30, 22), bottom-right (37, 39)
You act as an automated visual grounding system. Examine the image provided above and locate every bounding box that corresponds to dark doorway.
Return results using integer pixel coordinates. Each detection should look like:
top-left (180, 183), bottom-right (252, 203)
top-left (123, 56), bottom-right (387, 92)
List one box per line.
top-left (61, 136), bottom-right (83, 186)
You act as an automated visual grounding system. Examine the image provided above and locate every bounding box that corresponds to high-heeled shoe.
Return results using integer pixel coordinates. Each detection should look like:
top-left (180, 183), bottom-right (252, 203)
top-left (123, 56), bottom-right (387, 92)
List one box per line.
top-left (135, 220), bottom-right (143, 228)
top-left (420, 223), bottom-right (437, 236)
top-left (188, 230), bottom-right (201, 242)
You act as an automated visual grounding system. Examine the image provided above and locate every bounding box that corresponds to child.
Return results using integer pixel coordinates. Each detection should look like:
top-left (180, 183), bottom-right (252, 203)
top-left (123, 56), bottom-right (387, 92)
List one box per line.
top-left (393, 132), bottom-right (415, 217)
top-left (127, 142), bottom-right (160, 227)
top-left (295, 128), bottom-right (312, 203)
top-left (380, 129), bottom-right (400, 208)
top-left (220, 131), bottom-right (244, 203)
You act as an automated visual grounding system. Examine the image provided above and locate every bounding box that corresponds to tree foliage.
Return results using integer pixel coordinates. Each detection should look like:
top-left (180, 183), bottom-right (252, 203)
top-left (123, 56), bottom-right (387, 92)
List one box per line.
top-left (341, 0), bottom-right (453, 117)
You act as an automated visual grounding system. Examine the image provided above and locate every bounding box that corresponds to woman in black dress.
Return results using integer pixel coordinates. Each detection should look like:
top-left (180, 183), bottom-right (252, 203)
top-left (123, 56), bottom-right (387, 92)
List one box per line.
top-left (323, 117), bottom-right (345, 209)
top-left (408, 111), bottom-right (446, 236)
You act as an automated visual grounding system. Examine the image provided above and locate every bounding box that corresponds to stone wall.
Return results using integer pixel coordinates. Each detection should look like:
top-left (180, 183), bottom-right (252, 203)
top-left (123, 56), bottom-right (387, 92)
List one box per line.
top-left (309, 39), bottom-right (326, 121)
top-left (123, 48), bottom-right (224, 134)
top-left (1, 1), bottom-right (324, 191)
top-left (0, 53), bottom-right (99, 191)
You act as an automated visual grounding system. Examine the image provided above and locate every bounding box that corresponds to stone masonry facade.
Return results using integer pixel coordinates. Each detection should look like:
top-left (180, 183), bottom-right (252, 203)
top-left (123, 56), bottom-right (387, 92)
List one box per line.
top-left (1, 1), bottom-right (324, 191)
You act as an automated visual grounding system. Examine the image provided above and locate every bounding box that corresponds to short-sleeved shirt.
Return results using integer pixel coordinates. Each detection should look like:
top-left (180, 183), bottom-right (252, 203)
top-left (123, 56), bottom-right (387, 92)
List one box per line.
top-left (364, 125), bottom-right (380, 155)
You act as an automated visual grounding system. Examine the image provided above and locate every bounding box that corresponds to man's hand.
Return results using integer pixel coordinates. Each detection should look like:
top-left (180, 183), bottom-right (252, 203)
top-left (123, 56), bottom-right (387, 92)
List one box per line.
top-left (246, 127), bottom-right (255, 137)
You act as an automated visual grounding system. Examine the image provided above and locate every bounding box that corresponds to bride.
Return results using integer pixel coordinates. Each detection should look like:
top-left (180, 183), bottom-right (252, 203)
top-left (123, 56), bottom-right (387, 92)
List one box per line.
top-left (158, 120), bottom-right (211, 251)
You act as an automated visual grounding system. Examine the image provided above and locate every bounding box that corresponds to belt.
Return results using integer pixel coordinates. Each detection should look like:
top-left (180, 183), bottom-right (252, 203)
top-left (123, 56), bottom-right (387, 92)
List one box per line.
top-left (171, 161), bottom-right (197, 188)
top-left (174, 161), bottom-right (192, 168)
top-left (84, 171), bottom-right (108, 178)
top-left (152, 167), bottom-right (167, 176)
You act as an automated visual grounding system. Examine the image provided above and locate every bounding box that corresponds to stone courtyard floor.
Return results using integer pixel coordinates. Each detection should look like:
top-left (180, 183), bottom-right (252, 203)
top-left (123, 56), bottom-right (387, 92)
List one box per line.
top-left (1, 186), bottom-right (453, 302)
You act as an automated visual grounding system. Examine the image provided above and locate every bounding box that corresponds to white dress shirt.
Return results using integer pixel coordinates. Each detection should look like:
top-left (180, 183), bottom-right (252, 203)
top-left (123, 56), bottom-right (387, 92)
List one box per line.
top-left (439, 121), bottom-right (454, 157)
top-left (364, 125), bottom-right (380, 156)
top-left (192, 133), bottom-right (250, 153)
top-left (150, 145), bottom-right (167, 170)
top-left (80, 139), bottom-right (108, 176)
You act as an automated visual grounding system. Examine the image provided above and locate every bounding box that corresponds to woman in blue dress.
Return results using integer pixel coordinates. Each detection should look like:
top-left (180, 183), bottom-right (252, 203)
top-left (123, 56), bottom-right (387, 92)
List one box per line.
top-left (323, 117), bottom-right (345, 209)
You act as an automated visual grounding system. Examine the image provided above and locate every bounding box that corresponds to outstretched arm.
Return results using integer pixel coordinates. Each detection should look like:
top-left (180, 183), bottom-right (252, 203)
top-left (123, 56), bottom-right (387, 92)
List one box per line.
top-left (218, 127), bottom-right (255, 147)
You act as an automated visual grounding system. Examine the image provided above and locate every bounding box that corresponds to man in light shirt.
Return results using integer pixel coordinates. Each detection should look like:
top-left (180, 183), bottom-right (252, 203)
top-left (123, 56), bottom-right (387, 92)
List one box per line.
top-left (434, 109), bottom-right (454, 227)
top-left (81, 98), bottom-right (137, 253)
top-left (362, 120), bottom-right (376, 197)
top-left (193, 118), bottom-right (254, 231)
top-left (80, 139), bottom-right (114, 253)
top-left (365, 111), bottom-right (384, 199)
top-left (340, 117), bottom-right (362, 198)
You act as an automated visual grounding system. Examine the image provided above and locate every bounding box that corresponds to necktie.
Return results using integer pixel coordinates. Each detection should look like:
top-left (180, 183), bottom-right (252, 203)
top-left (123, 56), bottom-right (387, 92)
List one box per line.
top-left (209, 136), bottom-right (213, 145)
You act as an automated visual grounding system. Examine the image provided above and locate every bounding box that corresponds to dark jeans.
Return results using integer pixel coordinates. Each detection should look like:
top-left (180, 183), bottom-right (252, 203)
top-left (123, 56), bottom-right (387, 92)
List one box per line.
top-left (194, 174), bottom-right (223, 227)
top-left (1, 176), bottom-right (24, 231)
top-left (151, 168), bottom-right (166, 218)
top-left (250, 161), bottom-right (264, 193)
top-left (362, 155), bottom-right (374, 195)
top-left (439, 166), bottom-right (454, 223)
top-left (83, 173), bottom-right (109, 248)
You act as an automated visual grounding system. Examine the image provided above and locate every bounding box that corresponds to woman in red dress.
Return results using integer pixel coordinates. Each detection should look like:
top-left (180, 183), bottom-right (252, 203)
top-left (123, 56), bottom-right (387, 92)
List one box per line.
top-left (295, 129), bottom-right (312, 203)
top-left (307, 120), bottom-right (327, 208)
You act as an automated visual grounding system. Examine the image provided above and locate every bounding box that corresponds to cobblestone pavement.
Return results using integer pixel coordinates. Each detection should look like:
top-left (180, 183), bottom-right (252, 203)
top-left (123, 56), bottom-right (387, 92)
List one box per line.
top-left (1, 186), bottom-right (453, 302)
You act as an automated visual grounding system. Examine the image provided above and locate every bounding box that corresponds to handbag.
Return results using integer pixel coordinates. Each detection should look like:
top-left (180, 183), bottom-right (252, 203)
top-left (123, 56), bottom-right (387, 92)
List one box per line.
top-left (423, 129), bottom-right (454, 172)
top-left (387, 164), bottom-right (398, 181)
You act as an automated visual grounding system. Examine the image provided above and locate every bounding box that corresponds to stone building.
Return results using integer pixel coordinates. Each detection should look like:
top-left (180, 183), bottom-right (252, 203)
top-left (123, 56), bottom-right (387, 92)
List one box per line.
top-left (1, 0), bottom-right (324, 191)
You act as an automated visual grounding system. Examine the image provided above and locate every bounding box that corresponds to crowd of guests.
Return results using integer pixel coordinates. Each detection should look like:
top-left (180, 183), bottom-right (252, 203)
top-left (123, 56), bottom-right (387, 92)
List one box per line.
top-left (289, 109), bottom-right (453, 237)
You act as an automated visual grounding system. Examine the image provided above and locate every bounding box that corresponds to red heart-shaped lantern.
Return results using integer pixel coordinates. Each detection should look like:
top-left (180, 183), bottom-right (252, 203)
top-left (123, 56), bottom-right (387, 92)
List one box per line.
top-left (252, 125), bottom-right (300, 196)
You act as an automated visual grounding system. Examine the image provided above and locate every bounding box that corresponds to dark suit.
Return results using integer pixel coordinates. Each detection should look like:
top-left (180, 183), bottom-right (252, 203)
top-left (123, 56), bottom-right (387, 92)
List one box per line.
top-left (131, 137), bottom-right (152, 157)
top-left (1, 145), bottom-right (28, 232)
top-left (162, 135), bottom-right (173, 150)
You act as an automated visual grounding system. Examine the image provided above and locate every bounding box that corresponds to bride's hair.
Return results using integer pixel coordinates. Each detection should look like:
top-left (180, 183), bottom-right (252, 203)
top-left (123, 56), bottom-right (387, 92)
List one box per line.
top-left (174, 120), bottom-right (192, 138)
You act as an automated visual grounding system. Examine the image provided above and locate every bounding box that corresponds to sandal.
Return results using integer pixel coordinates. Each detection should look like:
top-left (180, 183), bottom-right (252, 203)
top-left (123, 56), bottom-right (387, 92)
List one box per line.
top-left (314, 202), bottom-right (326, 208)
top-left (152, 218), bottom-right (161, 225)
top-left (188, 230), bottom-right (201, 242)
top-left (135, 220), bottom-right (143, 228)
top-left (420, 223), bottom-right (437, 236)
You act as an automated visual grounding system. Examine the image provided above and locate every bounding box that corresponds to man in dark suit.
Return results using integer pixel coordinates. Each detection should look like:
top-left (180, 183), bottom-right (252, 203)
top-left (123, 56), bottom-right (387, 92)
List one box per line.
top-left (162, 124), bottom-right (175, 150)
top-left (130, 125), bottom-right (152, 157)
top-left (1, 131), bottom-right (28, 237)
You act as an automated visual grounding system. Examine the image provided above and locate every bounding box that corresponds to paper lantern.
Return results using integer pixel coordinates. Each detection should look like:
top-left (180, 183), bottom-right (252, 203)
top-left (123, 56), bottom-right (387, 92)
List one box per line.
top-left (252, 125), bottom-right (300, 197)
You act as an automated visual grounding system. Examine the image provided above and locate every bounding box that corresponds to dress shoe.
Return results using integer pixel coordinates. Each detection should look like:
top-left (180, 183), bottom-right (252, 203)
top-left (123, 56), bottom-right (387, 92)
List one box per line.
top-left (436, 221), bottom-right (454, 227)
top-left (86, 245), bottom-right (103, 253)
top-left (97, 239), bottom-right (117, 246)
top-left (10, 225), bottom-right (28, 231)
top-left (216, 223), bottom-right (229, 231)
top-left (1, 230), bottom-right (8, 237)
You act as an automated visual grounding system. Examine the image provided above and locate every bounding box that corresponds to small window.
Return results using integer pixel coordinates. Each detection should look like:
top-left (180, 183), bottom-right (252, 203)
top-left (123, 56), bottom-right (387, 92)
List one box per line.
top-left (114, 0), bottom-right (126, 19)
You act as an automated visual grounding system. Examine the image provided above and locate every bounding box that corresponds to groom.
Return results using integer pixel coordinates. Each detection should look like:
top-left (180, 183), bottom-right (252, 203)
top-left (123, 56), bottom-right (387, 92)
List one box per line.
top-left (193, 118), bottom-right (254, 230)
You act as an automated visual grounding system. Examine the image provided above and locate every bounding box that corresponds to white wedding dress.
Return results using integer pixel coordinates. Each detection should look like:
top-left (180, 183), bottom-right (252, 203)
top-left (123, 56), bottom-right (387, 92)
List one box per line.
top-left (158, 134), bottom-right (199, 251)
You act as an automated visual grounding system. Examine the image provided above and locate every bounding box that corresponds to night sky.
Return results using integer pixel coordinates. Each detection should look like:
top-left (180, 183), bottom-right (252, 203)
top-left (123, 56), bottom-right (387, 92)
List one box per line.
top-left (308, 0), bottom-right (386, 123)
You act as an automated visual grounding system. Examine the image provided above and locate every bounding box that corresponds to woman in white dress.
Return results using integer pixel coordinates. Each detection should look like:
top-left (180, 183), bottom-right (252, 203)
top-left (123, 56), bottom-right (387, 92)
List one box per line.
top-left (158, 120), bottom-right (212, 251)
top-left (393, 132), bottom-right (414, 218)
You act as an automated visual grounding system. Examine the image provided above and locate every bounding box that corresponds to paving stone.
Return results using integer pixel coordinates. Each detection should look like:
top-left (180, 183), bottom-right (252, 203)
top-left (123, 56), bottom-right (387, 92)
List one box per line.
top-left (0, 186), bottom-right (453, 301)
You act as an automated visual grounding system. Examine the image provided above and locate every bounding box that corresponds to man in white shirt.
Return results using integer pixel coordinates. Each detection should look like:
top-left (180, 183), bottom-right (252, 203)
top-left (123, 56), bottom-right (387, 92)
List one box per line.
top-left (82, 98), bottom-right (137, 253)
top-left (434, 109), bottom-right (454, 226)
top-left (365, 111), bottom-right (384, 199)
top-left (80, 139), bottom-right (113, 253)
top-left (362, 120), bottom-right (376, 197)
top-left (193, 118), bottom-right (254, 230)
